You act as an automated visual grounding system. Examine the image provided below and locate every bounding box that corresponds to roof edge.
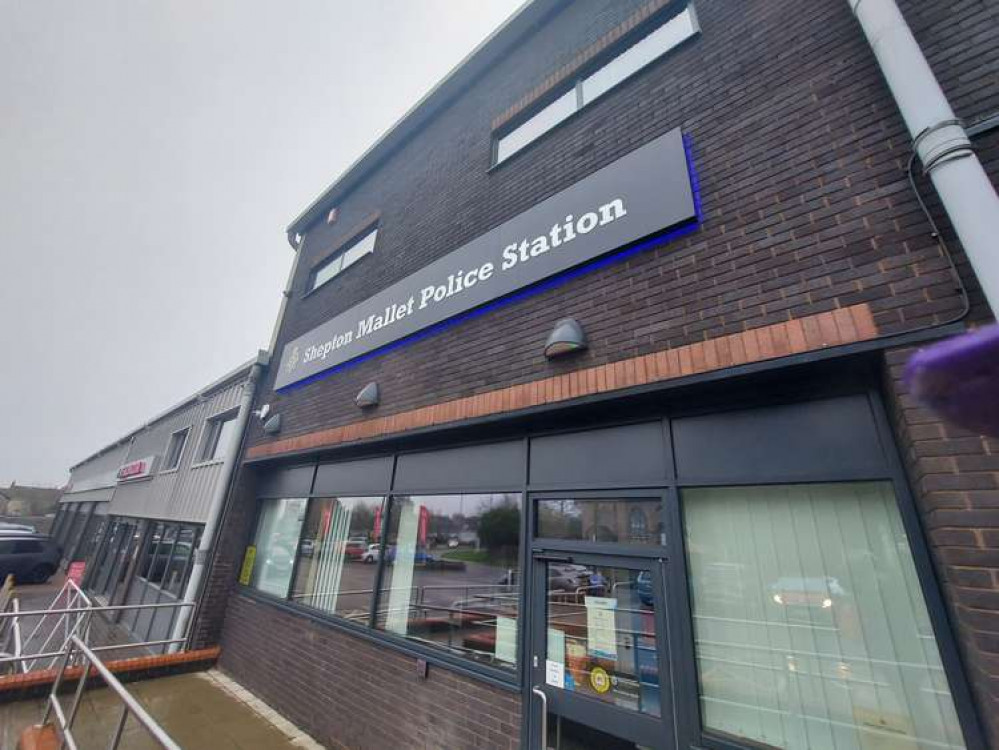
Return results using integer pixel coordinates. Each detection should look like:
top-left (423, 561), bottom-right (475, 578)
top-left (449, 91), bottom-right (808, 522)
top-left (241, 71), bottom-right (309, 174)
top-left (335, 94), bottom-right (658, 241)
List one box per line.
top-left (69, 351), bottom-right (268, 471)
top-left (285, 0), bottom-right (567, 244)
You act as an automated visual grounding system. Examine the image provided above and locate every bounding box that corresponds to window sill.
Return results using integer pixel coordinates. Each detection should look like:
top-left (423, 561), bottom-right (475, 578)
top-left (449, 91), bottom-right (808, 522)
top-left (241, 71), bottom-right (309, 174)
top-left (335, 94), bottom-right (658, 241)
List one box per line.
top-left (158, 468), bottom-right (180, 476)
top-left (190, 459), bottom-right (224, 470)
top-left (235, 584), bottom-right (521, 693)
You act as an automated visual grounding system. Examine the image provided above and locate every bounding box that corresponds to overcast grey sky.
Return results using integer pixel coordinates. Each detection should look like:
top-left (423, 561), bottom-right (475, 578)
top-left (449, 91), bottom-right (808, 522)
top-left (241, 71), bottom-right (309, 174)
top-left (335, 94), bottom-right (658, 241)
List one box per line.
top-left (0, 1), bottom-right (522, 487)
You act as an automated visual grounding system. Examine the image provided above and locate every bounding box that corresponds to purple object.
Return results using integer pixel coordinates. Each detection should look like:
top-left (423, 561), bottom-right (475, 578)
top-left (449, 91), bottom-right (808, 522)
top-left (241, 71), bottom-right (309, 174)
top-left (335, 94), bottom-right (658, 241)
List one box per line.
top-left (904, 324), bottom-right (999, 438)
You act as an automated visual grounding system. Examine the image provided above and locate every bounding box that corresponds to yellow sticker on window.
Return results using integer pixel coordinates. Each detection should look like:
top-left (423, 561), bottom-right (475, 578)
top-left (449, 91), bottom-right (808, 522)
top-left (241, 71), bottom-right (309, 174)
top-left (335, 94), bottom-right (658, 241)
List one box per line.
top-left (589, 666), bottom-right (612, 694)
top-left (238, 545), bottom-right (257, 586)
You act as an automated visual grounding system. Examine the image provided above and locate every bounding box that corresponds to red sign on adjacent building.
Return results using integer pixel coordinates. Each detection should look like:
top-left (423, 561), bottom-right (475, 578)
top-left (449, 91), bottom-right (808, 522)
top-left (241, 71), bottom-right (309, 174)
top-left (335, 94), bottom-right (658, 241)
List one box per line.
top-left (116, 456), bottom-right (156, 482)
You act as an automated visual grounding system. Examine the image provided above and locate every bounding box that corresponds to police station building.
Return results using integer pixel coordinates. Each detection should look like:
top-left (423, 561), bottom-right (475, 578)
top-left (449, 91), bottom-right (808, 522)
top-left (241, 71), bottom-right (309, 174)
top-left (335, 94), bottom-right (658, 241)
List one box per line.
top-left (192, 2), bottom-right (999, 749)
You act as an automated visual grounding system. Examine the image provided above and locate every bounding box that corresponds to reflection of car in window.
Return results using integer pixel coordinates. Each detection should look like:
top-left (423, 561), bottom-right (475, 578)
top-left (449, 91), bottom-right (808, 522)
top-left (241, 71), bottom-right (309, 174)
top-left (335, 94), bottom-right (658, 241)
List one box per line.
top-left (548, 564), bottom-right (592, 592)
top-left (140, 541), bottom-right (193, 581)
top-left (769, 576), bottom-right (846, 609)
top-left (636, 570), bottom-right (653, 606)
top-left (343, 540), bottom-right (367, 560)
top-left (384, 546), bottom-right (434, 564)
top-left (361, 544), bottom-right (380, 563)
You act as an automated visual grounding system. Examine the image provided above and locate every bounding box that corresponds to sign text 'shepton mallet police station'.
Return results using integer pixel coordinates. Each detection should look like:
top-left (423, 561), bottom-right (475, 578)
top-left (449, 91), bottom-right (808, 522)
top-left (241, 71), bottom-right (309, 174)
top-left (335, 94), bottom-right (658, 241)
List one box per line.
top-left (274, 128), bottom-right (697, 391)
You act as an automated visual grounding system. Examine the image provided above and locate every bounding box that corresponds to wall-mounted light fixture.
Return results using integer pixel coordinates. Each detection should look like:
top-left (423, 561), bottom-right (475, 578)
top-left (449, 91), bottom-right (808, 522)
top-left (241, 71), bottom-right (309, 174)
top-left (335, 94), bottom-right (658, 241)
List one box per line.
top-left (544, 318), bottom-right (588, 358)
top-left (355, 382), bottom-right (380, 409)
top-left (262, 414), bottom-right (282, 435)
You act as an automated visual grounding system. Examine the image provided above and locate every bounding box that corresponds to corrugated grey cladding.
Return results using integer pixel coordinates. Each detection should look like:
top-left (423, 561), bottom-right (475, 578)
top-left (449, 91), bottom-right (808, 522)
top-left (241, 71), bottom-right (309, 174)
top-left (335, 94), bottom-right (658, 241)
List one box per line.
top-left (108, 377), bottom-right (245, 523)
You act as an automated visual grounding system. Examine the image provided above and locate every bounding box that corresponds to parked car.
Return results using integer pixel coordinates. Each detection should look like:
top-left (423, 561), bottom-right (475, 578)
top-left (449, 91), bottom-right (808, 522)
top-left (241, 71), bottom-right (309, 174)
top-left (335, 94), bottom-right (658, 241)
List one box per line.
top-left (0, 522), bottom-right (36, 533)
top-left (361, 544), bottom-right (381, 563)
top-left (548, 563), bottom-right (593, 593)
top-left (384, 546), bottom-right (434, 565)
top-left (636, 570), bottom-right (654, 606)
top-left (343, 540), bottom-right (367, 560)
top-left (0, 533), bottom-right (61, 584)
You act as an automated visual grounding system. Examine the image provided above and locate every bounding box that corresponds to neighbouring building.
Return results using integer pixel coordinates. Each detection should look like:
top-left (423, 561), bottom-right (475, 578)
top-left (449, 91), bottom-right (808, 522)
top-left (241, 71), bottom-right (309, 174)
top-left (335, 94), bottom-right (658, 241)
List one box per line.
top-left (56, 355), bottom-right (264, 651)
top-left (191, 2), bottom-right (999, 749)
top-left (0, 483), bottom-right (62, 520)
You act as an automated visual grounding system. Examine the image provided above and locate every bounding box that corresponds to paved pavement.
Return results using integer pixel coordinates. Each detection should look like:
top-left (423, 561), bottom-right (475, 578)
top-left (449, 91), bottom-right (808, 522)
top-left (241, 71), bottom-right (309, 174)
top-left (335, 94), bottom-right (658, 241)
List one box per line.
top-left (0, 670), bottom-right (324, 750)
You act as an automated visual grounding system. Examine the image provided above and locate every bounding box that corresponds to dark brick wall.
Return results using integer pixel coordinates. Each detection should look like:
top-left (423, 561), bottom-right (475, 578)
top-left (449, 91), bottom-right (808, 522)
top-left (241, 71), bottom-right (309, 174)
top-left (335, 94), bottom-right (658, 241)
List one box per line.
top-left (195, 1), bottom-right (999, 748)
top-left (189, 468), bottom-right (257, 650)
top-left (883, 345), bottom-right (999, 747)
top-left (218, 593), bottom-right (521, 750)
top-left (247, 0), bottom-right (997, 452)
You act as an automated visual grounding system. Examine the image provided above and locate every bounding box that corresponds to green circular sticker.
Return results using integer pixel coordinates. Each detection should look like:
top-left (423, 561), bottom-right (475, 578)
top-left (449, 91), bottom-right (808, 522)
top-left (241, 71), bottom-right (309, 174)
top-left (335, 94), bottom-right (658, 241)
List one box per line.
top-left (589, 666), bottom-right (612, 694)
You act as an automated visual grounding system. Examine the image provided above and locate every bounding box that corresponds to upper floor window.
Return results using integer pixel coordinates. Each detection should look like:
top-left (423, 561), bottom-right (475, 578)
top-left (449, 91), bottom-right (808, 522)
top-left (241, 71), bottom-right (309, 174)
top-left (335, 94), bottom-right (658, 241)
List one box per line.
top-left (494, 5), bottom-right (698, 165)
top-left (162, 427), bottom-right (189, 472)
top-left (309, 226), bottom-right (378, 292)
top-left (198, 411), bottom-right (238, 463)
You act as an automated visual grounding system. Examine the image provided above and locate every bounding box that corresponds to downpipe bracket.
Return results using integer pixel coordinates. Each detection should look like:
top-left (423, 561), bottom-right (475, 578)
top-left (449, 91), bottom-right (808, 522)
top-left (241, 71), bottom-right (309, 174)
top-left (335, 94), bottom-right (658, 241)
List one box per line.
top-left (913, 119), bottom-right (974, 175)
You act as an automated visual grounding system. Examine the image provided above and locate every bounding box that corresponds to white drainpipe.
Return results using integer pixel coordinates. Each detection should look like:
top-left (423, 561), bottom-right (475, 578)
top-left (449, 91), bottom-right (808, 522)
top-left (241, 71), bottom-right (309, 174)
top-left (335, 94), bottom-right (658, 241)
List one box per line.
top-left (168, 352), bottom-right (266, 649)
top-left (168, 235), bottom-right (305, 650)
top-left (849, 0), bottom-right (999, 314)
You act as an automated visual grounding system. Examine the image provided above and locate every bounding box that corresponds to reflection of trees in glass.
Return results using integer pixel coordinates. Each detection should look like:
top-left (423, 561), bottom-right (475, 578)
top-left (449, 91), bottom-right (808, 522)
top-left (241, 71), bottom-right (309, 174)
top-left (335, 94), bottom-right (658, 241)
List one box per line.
top-left (349, 503), bottom-right (376, 538)
top-left (538, 500), bottom-right (583, 539)
top-left (478, 502), bottom-right (520, 566)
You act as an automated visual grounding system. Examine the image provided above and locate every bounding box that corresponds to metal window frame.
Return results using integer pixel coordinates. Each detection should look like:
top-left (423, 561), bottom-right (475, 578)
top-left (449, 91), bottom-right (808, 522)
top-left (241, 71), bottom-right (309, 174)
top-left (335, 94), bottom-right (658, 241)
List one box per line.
top-left (490, 1), bottom-right (701, 168)
top-left (235, 376), bottom-right (986, 750)
top-left (160, 427), bottom-right (191, 473)
top-left (305, 224), bottom-right (380, 295)
top-left (193, 408), bottom-right (239, 466)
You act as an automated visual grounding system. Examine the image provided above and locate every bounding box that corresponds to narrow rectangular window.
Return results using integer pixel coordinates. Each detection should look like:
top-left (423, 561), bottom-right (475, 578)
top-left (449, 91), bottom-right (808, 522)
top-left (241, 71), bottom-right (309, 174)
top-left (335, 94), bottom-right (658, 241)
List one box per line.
top-left (493, 5), bottom-right (698, 165)
top-left (199, 412), bottom-right (237, 463)
top-left (289, 496), bottom-right (383, 624)
top-left (310, 227), bottom-right (377, 292)
top-left (375, 493), bottom-right (522, 670)
top-left (682, 482), bottom-right (967, 750)
top-left (162, 428), bottom-right (189, 471)
top-left (248, 498), bottom-right (307, 598)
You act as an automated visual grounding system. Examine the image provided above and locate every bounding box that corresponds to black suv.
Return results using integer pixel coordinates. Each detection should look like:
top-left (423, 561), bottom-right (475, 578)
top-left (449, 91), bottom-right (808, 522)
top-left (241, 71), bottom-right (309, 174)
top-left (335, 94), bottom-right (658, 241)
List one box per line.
top-left (0, 534), bottom-right (61, 584)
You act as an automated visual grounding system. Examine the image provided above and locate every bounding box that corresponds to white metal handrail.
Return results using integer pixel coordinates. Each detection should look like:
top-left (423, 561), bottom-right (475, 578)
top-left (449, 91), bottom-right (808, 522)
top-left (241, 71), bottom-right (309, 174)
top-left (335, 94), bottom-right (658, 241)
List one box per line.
top-left (0, 598), bottom-right (195, 670)
top-left (17, 579), bottom-right (93, 672)
top-left (42, 634), bottom-right (181, 750)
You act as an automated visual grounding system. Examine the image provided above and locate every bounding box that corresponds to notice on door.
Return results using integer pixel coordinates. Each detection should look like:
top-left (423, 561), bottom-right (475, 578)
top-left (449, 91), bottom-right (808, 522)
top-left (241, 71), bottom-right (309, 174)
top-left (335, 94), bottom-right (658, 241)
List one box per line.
top-left (546, 659), bottom-right (565, 689)
top-left (585, 596), bottom-right (618, 661)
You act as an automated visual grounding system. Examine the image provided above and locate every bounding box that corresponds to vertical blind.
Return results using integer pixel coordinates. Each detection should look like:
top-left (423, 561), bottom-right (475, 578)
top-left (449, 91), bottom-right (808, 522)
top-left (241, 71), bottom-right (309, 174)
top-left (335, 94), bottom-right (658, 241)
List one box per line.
top-left (683, 482), bottom-right (965, 750)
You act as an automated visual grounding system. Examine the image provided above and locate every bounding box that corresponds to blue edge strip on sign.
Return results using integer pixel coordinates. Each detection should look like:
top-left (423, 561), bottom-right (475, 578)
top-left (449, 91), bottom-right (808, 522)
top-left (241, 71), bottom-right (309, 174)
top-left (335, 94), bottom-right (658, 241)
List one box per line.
top-left (278, 135), bottom-right (705, 394)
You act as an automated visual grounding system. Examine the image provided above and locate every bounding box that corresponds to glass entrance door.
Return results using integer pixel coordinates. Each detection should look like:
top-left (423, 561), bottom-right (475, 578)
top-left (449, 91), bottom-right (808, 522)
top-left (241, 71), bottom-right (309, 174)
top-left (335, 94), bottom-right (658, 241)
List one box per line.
top-left (528, 552), bottom-right (674, 750)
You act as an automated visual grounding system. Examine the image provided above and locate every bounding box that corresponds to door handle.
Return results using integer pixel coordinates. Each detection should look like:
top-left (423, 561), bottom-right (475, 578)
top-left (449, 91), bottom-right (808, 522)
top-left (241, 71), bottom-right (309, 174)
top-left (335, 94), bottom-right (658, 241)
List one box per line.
top-left (531, 686), bottom-right (548, 750)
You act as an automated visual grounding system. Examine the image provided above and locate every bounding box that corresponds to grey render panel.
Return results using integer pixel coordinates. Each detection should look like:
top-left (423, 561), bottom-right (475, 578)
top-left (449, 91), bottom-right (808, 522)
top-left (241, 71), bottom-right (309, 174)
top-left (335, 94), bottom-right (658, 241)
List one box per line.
top-left (529, 422), bottom-right (669, 487)
top-left (256, 465), bottom-right (316, 498)
top-left (108, 376), bottom-right (247, 523)
top-left (313, 456), bottom-right (393, 496)
top-left (672, 395), bottom-right (887, 483)
top-left (393, 441), bottom-right (525, 493)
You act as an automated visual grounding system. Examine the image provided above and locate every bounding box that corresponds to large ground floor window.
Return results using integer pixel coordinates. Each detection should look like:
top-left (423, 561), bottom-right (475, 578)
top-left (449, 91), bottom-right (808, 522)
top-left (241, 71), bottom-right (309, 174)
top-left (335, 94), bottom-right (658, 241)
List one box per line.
top-left (246, 492), bottom-right (522, 671)
top-left (682, 482), bottom-right (966, 750)
top-left (123, 521), bottom-right (203, 648)
top-left (235, 392), bottom-right (980, 749)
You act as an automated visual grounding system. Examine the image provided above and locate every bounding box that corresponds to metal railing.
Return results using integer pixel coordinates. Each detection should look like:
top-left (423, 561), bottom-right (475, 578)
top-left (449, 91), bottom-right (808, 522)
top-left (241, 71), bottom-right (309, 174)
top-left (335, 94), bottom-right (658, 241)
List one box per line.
top-left (17, 579), bottom-right (93, 672)
top-left (0, 595), bottom-right (195, 671)
top-left (43, 634), bottom-right (181, 750)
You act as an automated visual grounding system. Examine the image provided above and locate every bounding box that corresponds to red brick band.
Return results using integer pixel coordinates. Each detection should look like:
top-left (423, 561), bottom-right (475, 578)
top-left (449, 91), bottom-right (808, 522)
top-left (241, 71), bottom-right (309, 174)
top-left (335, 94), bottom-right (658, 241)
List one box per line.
top-left (249, 303), bottom-right (877, 459)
